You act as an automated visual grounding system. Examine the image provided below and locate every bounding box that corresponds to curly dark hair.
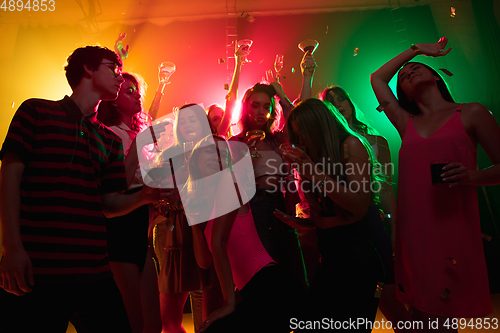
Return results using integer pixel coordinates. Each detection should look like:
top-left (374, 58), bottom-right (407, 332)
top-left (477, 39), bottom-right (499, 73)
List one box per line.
top-left (97, 72), bottom-right (148, 134)
top-left (239, 83), bottom-right (283, 135)
top-left (65, 46), bottom-right (122, 89)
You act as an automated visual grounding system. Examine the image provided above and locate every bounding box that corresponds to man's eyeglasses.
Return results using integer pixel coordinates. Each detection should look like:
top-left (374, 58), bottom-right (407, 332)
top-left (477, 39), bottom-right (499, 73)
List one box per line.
top-left (101, 62), bottom-right (123, 77)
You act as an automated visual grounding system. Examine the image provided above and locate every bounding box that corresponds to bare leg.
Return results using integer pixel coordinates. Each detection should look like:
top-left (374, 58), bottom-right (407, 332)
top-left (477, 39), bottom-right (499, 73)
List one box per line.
top-left (190, 290), bottom-right (203, 333)
top-left (140, 248), bottom-right (162, 333)
top-left (159, 291), bottom-right (189, 333)
top-left (109, 261), bottom-right (145, 333)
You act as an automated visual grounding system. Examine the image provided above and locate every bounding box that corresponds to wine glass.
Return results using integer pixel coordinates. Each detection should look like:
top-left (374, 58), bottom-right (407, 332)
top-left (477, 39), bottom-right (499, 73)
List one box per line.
top-left (159, 62), bottom-right (176, 84)
top-left (298, 39), bottom-right (319, 71)
top-left (274, 54), bottom-right (284, 75)
top-left (279, 143), bottom-right (306, 180)
top-left (237, 39), bottom-right (253, 64)
top-left (184, 141), bottom-right (194, 163)
top-left (298, 39), bottom-right (319, 54)
top-left (245, 130), bottom-right (266, 158)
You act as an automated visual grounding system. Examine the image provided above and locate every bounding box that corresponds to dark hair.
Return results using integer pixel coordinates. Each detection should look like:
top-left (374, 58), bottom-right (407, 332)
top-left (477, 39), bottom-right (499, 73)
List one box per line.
top-left (396, 62), bottom-right (455, 115)
top-left (97, 72), bottom-right (148, 134)
top-left (174, 104), bottom-right (212, 145)
top-left (320, 85), bottom-right (378, 135)
top-left (65, 46), bottom-right (122, 89)
top-left (288, 98), bottom-right (384, 219)
top-left (239, 83), bottom-right (283, 135)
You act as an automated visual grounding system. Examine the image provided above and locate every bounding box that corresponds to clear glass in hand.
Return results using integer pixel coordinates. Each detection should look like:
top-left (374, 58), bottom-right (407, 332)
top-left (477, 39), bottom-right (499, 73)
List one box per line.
top-left (237, 39), bottom-right (253, 64)
top-left (159, 62), bottom-right (176, 83)
top-left (298, 39), bottom-right (319, 70)
top-left (246, 130), bottom-right (266, 158)
top-left (184, 141), bottom-right (194, 163)
top-left (279, 143), bottom-right (306, 180)
top-left (274, 54), bottom-right (284, 74)
top-left (298, 39), bottom-right (319, 54)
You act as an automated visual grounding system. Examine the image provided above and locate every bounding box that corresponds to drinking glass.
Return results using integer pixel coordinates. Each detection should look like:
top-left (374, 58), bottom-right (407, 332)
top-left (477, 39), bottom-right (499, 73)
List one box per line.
top-left (298, 39), bottom-right (319, 54)
top-left (159, 62), bottom-right (176, 83)
top-left (279, 143), bottom-right (306, 180)
top-left (430, 160), bottom-right (452, 185)
top-left (184, 141), bottom-right (194, 163)
top-left (245, 130), bottom-right (265, 158)
top-left (237, 39), bottom-right (253, 64)
top-left (274, 54), bottom-right (284, 75)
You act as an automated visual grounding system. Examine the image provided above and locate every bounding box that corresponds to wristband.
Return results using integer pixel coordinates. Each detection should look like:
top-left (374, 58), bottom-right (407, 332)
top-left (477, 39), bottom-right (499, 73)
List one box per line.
top-left (316, 174), bottom-right (328, 189)
top-left (410, 44), bottom-right (420, 53)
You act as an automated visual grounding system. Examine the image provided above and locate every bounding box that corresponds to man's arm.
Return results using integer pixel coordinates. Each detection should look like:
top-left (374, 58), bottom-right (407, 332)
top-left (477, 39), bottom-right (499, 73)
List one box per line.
top-left (101, 186), bottom-right (166, 218)
top-left (0, 152), bottom-right (34, 296)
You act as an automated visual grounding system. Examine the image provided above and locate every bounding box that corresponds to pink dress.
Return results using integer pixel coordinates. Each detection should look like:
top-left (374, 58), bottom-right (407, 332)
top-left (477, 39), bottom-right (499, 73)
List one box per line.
top-left (204, 209), bottom-right (275, 291)
top-left (396, 105), bottom-right (491, 318)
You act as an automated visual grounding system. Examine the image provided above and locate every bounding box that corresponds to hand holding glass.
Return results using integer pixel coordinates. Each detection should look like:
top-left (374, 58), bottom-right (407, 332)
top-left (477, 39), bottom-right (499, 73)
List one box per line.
top-left (237, 39), bottom-right (253, 64)
top-left (280, 144), bottom-right (306, 180)
top-left (159, 62), bottom-right (176, 84)
top-left (246, 130), bottom-right (266, 158)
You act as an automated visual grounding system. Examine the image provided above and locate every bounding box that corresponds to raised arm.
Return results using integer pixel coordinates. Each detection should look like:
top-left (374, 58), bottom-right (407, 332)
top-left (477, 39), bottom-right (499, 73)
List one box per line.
top-left (219, 44), bottom-right (246, 137)
top-left (298, 51), bottom-right (316, 102)
top-left (264, 69), bottom-right (293, 142)
top-left (370, 37), bottom-right (452, 136)
top-left (114, 33), bottom-right (130, 61)
top-left (148, 68), bottom-right (172, 121)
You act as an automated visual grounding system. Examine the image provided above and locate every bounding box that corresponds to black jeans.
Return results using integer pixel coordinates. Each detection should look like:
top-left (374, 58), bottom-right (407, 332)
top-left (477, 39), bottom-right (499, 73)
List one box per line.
top-left (205, 265), bottom-right (308, 333)
top-left (0, 277), bottom-right (132, 333)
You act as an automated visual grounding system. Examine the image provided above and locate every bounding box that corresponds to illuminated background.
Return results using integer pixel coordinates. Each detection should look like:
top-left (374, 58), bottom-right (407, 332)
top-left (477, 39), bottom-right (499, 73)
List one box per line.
top-left (1, 0), bottom-right (500, 290)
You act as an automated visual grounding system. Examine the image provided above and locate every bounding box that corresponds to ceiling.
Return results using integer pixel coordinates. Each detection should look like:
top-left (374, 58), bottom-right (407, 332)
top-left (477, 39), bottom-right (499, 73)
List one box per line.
top-left (1, 0), bottom-right (441, 28)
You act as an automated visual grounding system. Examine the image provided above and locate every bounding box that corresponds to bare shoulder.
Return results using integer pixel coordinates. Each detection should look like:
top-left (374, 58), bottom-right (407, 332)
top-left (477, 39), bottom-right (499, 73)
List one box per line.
top-left (342, 135), bottom-right (369, 160)
top-left (343, 135), bottom-right (363, 147)
top-left (461, 103), bottom-right (492, 118)
top-left (364, 134), bottom-right (388, 147)
top-left (460, 102), bottom-right (495, 128)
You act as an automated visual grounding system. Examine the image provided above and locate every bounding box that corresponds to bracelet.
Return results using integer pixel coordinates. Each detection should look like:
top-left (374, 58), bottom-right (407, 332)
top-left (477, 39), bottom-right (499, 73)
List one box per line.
top-left (316, 174), bottom-right (328, 189)
top-left (410, 44), bottom-right (420, 53)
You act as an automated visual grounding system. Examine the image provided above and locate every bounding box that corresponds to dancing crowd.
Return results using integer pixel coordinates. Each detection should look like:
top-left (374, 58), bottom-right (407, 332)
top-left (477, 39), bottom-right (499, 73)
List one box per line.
top-left (0, 35), bottom-right (499, 333)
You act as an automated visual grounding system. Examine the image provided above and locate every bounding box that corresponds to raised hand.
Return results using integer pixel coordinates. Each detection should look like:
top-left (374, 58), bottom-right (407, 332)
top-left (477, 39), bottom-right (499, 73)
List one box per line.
top-left (301, 51), bottom-right (317, 76)
top-left (235, 44), bottom-right (249, 64)
top-left (415, 37), bottom-right (452, 57)
top-left (114, 33), bottom-right (130, 60)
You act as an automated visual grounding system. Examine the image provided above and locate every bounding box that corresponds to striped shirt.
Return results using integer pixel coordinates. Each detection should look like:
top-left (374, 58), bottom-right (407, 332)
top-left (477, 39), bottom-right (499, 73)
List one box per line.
top-left (0, 96), bottom-right (128, 283)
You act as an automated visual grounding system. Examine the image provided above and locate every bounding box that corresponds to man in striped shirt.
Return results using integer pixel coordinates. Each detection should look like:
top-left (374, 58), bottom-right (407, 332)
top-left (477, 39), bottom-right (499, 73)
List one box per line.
top-left (0, 46), bottom-right (162, 332)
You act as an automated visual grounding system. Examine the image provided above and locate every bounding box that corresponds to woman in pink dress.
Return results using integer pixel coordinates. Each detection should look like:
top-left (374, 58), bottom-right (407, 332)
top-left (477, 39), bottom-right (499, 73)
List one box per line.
top-left (371, 37), bottom-right (500, 331)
